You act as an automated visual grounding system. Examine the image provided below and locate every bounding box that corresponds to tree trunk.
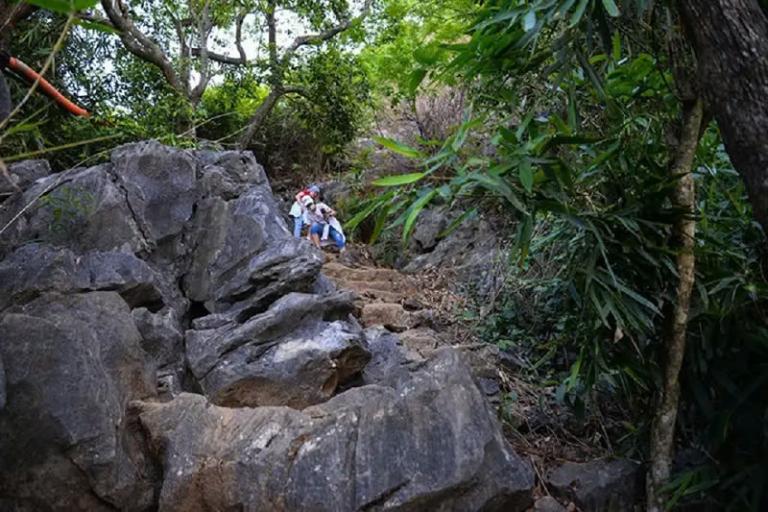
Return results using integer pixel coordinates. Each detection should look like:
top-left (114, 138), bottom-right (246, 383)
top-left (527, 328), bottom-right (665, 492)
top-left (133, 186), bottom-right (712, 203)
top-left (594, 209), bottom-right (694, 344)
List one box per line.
top-left (237, 88), bottom-right (284, 149)
top-left (677, 0), bottom-right (768, 235)
top-left (236, 0), bottom-right (283, 150)
top-left (646, 98), bottom-right (704, 512)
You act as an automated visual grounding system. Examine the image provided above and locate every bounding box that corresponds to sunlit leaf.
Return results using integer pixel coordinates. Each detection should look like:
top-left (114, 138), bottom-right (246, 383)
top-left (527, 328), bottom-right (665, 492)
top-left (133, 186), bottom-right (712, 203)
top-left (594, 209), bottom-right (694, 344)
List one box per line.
top-left (519, 159), bottom-right (534, 193)
top-left (601, 0), bottom-right (620, 17)
top-left (402, 190), bottom-right (437, 244)
top-left (372, 173), bottom-right (426, 187)
top-left (373, 136), bottom-right (425, 159)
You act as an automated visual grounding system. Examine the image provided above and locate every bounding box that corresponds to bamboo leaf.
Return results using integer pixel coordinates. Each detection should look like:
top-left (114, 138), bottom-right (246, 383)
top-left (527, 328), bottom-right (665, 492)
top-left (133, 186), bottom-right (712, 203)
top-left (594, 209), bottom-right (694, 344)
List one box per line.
top-left (601, 0), bottom-right (620, 17)
top-left (372, 172), bottom-right (426, 187)
top-left (438, 207), bottom-right (478, 238)
top-left (519, 159), bottom-right (534, 193)
top-left (570, 0), bottom-right (590, 26)
top-left (369, 203), bottom-right (391, 244)
top-left (402, 190), bottom-right (437, 244)
top-left (344, 192), bottom-right (394, 233)
top-left (468, 172), bottom-right (529, 214)
top-left (373, 136), bottom-right (425, 159)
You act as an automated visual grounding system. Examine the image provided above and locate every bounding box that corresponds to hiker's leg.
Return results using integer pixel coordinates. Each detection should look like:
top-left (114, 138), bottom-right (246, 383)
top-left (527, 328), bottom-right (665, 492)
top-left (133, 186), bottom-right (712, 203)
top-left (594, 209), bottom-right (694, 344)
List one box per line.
top-left (293, 216), bottom-right (303, 238)
top-left (309, 223), bottom-right (323, 248)
top-left (330, 228), bottom-right (345, 251)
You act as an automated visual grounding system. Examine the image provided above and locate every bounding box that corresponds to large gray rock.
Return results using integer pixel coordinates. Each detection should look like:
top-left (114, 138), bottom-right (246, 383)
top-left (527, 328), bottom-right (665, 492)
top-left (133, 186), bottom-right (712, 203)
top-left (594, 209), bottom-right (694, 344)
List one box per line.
top-left (0, 159), bottom-right (51, 195)
top-left (0, 144), bottom-right (535, 511)
top-left (0, 292), bottom-right (158, 511)
top-left (0, 354), bottom-right (5, 411)
top-left (184, 177), bottom-right (322, 316)
top-left (186, 291), bottom-right (369, 408)
top-left (409, 208), bottom-right (448, 253)
top-left (111, 141), bottom-right (197, 244)
top-left (137, 348), bottom-right (534, 512)
top-left (546, 458), bottom-right (644, 511)
top-left (361, 327), bottom-right (422, 386)
top-left (0, 244), bottom-right (166, 311)
top-left (153, 146), bottom-right (305, 318)
top-left (132, 306), bottom-right (184, 369)
top-left (0, 164), bottom-right (145, 255)
top-left (196, 149), bottom-right (268, 199)
top-left (402, 207), bottom-right (502, 298)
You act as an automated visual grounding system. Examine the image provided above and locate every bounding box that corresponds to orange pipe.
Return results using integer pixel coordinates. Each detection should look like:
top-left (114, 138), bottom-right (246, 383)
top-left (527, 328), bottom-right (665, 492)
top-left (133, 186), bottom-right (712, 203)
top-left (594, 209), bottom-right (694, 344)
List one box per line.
top-left (7, 56), bottom-right (90, 117)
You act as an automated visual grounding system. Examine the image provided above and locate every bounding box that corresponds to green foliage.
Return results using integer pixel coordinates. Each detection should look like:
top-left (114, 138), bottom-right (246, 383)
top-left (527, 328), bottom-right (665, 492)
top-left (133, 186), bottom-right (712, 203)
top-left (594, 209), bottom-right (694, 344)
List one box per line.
top-left (359, 0), bottom-right (475, 99)
top-left (293, 47), bottom-right (372, 156)
top-left (39, 186), bottom-right (95, 241)
top-left (24, 0), bottom-right (99, 15)
top-left (358, 0), bottom-right (768, 508)
top-left (371, 136), bottom-right (425, 159)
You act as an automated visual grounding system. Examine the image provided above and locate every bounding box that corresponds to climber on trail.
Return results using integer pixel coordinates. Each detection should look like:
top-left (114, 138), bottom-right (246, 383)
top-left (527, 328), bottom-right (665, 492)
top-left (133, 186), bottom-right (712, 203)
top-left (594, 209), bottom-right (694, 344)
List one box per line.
top-left (288, 184), bottom-right (320, 238)
top-left (0, 50), bottom-right (90, 123)
top-left (304, 197), bottom-right (346, 253)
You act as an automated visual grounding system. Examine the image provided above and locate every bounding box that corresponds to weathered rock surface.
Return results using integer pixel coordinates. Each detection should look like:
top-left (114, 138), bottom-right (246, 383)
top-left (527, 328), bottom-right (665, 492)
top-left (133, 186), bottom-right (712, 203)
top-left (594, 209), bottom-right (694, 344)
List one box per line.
top-left (138, 349), bottom-right (534, 512)
top-left (361, 327), bottom-right (421, 386)
top-left (0, 164), bottom-right (145, 255)
top-left (0, 143), bottom-right (533, 511)
top-left (0, 159), bottom-right (51, 195)
top-left (546, 458), bottom-right (644, 512)
top-left (184, 169), bottom-right (322, 315)
top-left (0, 244), bottom-right (165, 311)
top-left (534, 496), bottom-right (568, 512)
top-left (186, 291), bottom-right (369, 408)
top-left (0, 292), bottom-right (157, 511)
top-left (132, 306), bottom-right (184, 369)
top-left (402, 206), bottom-right (503, 298)
top-left (0, 354), bottom-right (5, 411)
top-left (111, 142), bottom-right (197, 245)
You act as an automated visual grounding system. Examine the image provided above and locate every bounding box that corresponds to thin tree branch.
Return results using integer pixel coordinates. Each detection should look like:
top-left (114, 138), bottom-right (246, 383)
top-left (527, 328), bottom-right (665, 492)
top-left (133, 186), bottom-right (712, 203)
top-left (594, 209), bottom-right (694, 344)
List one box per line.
top-left (191, 10), bottom-right (248, 65)
top-left (282, 0), bottom-right (374, 61)
top-left (283, 85), bottom-right (309, 97)
top-left (100, 0), bottom-right (182, 93)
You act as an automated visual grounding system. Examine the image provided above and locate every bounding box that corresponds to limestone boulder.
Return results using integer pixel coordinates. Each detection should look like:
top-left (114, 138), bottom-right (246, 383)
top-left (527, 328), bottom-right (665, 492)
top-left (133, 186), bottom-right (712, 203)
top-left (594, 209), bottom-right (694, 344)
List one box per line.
top-left (137, 348), bottom-right (534, 512)
top-left (0, 164), bottom-right (145, 255)
top-left (132, 306), bottom-right (184, 369)
top-left (0, 159), bottom-right (51, 195)
top-left (0, 244), bottom-right (167, 311)
top-left (184, 171), bottom-right (322, 317)
top-left (546, 458), bottom-right (644, 512)
top-left (111, 140), bottom-right (197, 244)
top-left (0, 292), bottom-right (158, 511)
top-left (402, 206), bottom-right (502, 298)
top-left (186, 291), bottom-right (369, 408)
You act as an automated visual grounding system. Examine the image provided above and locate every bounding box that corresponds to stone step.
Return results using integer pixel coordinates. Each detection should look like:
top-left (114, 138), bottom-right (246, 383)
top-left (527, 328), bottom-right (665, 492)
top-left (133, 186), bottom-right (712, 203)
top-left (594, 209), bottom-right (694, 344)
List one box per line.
top-left (333, 278), bottom-right (407, 294)
top-left (322, 262), bottom-right (404, 283)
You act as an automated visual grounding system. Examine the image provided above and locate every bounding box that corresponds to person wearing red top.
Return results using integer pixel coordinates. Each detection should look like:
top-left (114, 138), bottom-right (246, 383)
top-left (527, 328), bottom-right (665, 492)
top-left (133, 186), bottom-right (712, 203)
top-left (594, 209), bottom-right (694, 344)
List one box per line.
top-left (288, 184), bottom-right (320, 238)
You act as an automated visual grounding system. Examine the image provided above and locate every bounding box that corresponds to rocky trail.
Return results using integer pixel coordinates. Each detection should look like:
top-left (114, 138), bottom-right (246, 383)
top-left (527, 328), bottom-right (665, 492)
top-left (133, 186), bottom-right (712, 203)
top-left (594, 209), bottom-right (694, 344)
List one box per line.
top-left (0, 142), bottom-right (643, 512)
top-left (322, 251), bottom-right (506, 406)
top-left (332, 254), bottom-right (647, 512)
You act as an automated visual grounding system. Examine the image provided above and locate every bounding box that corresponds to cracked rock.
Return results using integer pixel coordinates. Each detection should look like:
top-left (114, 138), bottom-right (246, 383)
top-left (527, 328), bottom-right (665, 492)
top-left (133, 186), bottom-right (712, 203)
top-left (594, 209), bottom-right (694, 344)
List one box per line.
top-left (137, 348), bottom-right (534, 512)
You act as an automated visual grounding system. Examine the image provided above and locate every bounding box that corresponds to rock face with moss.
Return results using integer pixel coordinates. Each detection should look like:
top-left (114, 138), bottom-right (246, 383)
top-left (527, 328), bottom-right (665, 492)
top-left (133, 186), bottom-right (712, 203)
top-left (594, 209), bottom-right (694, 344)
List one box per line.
top-left (0, 141), bottom-right (534, 511)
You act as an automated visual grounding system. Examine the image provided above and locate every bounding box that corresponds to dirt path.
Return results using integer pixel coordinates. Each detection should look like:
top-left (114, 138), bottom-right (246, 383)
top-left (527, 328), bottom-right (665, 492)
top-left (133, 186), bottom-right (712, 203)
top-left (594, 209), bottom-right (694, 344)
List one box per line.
top-left (322, 249), bottom-right (504, 403)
